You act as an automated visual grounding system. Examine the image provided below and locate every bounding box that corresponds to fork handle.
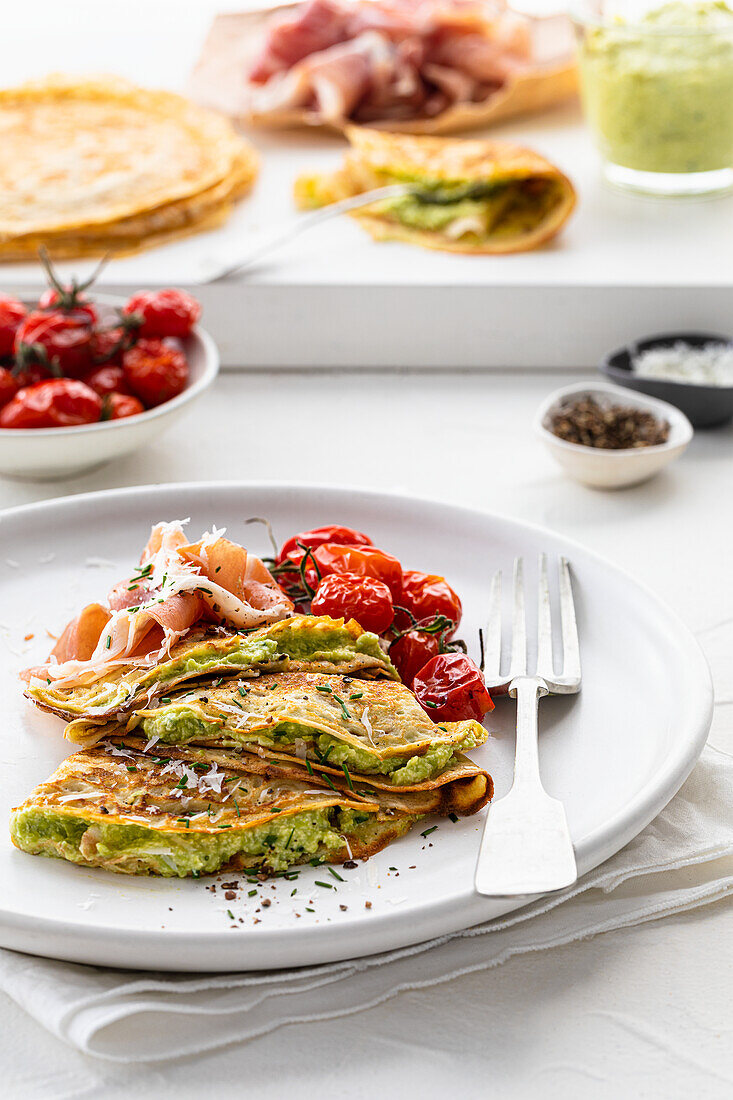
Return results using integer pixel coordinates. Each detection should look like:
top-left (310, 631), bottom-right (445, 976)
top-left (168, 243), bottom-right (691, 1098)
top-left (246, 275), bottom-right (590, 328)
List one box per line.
top-left (508, 676), bottom-right (548, 793)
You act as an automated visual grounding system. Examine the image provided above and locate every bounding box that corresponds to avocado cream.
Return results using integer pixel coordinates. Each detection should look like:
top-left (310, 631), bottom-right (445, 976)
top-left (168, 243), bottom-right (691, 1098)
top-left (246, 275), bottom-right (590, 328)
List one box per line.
top-left (579, 2), bottom-right (733, 174)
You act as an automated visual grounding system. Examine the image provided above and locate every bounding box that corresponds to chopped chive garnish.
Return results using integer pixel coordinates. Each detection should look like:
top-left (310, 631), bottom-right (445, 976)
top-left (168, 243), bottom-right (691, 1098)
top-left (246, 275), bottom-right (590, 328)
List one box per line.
top-left (331, 693), bottom-right (351, 721)
top-left (305, 759), bottom-right (314, 776)
top-left (424, 700), bottom-right (438, 709)
top-left (160, 697), bottom-right (171, 705)
top-left (233, 797), bottom-right (241, 818)
top-left (284, 827), bottom-right (295, 850)
top-left (328, 867), bottom-right (344, 882)
top-left (291, 888), bottom-right (297, 897)
top-left (315, 881), bottom-right (333, 889)
top-left (238, 686), bottom-right (248, 697)
top-left (315, 685), bottom-right (332, 694)
top-left (105, 637), bottom-right (111, 649)
top-left (217, 824), bottom-right (233, 829)
top-left (191, 870), bottom-right (200, 878)
top-left (321, 772), bottom-right (337, 792)
top-left (227, 909), bottom-right (234, 920)
top-left (349, 692), bottom-right (363, 700)
top-left (341, 763), bottom-right (354, 791)
top-left (248, 889), bottom-right (257, 897)
top-left (305, 907), bottom-right (315, 912)
top-left (421, 825), bottom-right (438, 837)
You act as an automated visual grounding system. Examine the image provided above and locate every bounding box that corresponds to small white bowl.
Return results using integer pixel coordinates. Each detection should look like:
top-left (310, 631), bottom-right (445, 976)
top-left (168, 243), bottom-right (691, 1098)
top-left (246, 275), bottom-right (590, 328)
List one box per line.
top-left (534, 382), bottom-right (693, 489)
top-left (0, 295), bottom-right (219, 481)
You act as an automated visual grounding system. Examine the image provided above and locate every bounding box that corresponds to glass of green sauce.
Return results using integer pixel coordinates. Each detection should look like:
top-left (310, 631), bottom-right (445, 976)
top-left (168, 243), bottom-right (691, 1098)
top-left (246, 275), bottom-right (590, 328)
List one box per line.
top-left (575, 1), bottom-right (733, 195)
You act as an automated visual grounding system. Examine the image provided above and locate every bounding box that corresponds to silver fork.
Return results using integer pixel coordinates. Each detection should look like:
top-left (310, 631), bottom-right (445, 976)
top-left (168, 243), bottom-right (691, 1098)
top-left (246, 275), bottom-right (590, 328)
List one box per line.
top-left (475, 555), bottom-right (581, 897)
top-left (204, 185), bottom-right (411, 282)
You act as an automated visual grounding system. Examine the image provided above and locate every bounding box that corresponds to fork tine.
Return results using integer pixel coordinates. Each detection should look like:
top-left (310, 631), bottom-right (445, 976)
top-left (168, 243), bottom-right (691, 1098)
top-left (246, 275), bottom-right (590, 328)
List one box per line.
top-left (536, 552), bottom-right (554, 680)
top-left (484, 569), bottom-right (503, 679)
top-left (558, 557), bottom-right (581, 682)
top-left (508, 557), bottom-right (526, 679)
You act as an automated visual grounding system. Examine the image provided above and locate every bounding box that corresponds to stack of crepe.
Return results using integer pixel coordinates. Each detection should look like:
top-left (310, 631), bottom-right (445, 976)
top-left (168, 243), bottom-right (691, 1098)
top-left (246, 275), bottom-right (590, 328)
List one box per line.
top-left (11, 522), bottom-right (492, 878)
top-left (0, 76), bottom-right (259, 260)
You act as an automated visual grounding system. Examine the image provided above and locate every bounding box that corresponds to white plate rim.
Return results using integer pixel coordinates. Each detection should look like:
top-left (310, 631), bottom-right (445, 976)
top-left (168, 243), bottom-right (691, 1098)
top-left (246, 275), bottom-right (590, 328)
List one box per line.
top-left (0, 480), bottom-right (714, 971)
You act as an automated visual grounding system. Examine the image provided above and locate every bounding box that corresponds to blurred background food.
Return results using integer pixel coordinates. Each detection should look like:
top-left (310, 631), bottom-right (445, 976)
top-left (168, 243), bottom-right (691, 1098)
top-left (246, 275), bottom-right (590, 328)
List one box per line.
top-left (191, 0), bottom-right (577, 132)
top-left (0, 76), bottom-right (258, 260)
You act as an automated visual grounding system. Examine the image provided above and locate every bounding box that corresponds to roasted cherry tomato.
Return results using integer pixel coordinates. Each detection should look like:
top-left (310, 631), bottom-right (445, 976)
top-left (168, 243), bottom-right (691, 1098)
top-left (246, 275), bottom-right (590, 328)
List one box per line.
top-left (89, 326), bottom-right (136, 367)
top-left (0, 379), bottom-right (102, 429)
top-left (277, 525), bottom-right (373, 566)
top-left (395, 571), bottom-right (462, 636)
top-left (0, 367), bottom-right (20, 410)
top-left (309, 543), bottom-right (403, 601)
top-left (38, 287), bottom-right (98, 326)
top-left (389, 630), bottom-right (441, 687)
top-left (102, 392), bottom-right (145, 420)
top-left (83, 364), bottom-right (132, 398)
top-left (311, 572), bottom-right (394, 634)
top-left (123, 288), bottom-right (201, 339)
top-left (122, 338), bottom-right (188, 407)
top-left (14, 309), bottom-right (93, 377)
top-left (0, 296), bottom-right (26, 357)
top-left (412, 653), bottom-right (494, 723)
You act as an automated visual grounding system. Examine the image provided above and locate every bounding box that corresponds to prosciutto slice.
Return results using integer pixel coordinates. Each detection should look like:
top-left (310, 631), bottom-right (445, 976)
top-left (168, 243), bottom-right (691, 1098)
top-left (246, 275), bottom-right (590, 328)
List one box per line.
top-left (25, 521), bottom-right (293, 688)
top-left (243, 0), bottom-right (565, 124)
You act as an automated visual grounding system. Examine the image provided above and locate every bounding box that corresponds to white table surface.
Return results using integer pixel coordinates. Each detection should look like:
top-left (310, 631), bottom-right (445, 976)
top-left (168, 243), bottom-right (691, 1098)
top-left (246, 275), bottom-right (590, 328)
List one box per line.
top-left (1, 367), bottom-right (732, 1097)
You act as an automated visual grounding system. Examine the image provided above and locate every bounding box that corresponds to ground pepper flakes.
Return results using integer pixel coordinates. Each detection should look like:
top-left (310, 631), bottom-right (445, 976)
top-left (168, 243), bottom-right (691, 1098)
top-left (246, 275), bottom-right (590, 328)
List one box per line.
top-left (549, 396), bottom-right (669, 450)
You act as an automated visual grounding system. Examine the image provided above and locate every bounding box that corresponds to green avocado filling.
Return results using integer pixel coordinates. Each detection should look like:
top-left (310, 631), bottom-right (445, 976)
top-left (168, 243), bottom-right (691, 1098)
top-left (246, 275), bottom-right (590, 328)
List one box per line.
top-left (31, 620), bottom-right (396, 717)
top-left (371, 172), bottom-right (562, 240)
top-left (10, 805), bottom-right (407, 877)
top-left (139, 708), bottom-right (481, 785)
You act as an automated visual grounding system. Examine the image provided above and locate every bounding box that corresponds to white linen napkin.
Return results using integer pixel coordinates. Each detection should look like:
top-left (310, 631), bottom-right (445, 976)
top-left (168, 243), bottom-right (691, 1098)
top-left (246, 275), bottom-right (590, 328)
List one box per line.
top-left (2, 745), bottom-right (731, 1064)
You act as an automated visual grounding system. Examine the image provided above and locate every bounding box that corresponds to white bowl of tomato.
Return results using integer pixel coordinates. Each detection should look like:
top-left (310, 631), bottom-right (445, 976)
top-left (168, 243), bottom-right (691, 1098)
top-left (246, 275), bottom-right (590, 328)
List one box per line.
top-left (0, 271), bottom-right (219, 480)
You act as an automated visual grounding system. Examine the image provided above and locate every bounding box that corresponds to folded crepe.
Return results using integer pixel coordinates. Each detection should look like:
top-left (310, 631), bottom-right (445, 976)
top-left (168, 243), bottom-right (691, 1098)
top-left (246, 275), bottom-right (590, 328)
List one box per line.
top-left (68, 673), bottom-right (488, 790)
top-left (190, 1), bottom-right (577, 135)
top-left (28, 617), bottom-right (398, 724)
top-left (294, 126), bottom-right (576, 254)
top-left (9, 737), bottom-right (488, 877)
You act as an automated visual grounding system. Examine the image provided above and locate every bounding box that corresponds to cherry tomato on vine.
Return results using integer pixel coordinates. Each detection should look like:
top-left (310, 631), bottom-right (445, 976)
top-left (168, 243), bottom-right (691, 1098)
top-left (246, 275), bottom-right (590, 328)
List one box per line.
top-left (412, 653), bottom-right (494, 723)
top-left (0, 367), bottom-right (20, 410)
top-left (277, 525), bottom-right (373, 566)
top-left (84, 364), bottom-right (132, 398)
top-left (14, 310), bottom-right (93, 377)
top-left (89, 327), bottom-right (135, 367)
top-left (311, 572), bottom-right (394, 634)
top-left (309, 543), bottom-right (403, 601)
top-left (0, 296), bottom-right (26, 358)
top-left (395, 571), bottom-right (462, 636)
top-left (0, 379), bottom-right (102, 429)
top-left (122, 339), bottom-right (188, 407)
top-left (38, 287), bottom-right (98, 326)
top-left (123, 288), bottom-right (201, 339)
top-left (103, 392), bottom-right (145, 420)
top-left (389, 630), bottom-right (441, 687)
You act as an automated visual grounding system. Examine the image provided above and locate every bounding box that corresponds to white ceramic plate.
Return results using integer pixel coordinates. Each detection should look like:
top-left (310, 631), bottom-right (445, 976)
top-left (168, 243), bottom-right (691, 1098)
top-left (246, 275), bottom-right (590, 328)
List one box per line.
top-left (0, 483), bottom-right (712, 972)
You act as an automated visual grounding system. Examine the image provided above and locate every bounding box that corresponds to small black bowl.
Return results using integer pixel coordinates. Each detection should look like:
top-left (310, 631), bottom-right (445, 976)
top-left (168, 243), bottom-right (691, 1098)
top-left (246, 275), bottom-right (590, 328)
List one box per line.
top-left (599, 332), bottom-right (733, 429)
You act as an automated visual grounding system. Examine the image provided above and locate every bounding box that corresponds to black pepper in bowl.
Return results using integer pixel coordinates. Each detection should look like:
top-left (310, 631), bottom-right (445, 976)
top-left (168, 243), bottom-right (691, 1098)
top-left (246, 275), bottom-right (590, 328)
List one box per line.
top-left (549, 396), bottom-right (669, 450)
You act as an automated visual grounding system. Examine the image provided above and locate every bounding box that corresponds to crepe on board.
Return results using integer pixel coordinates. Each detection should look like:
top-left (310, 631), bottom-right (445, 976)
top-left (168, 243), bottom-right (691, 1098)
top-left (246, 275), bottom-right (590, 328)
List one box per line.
top-left (294, 126), bottom-right (576, 253)
top-left (0, 75), bottom-right (258, 260)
